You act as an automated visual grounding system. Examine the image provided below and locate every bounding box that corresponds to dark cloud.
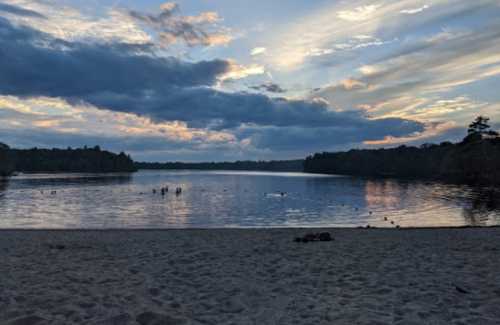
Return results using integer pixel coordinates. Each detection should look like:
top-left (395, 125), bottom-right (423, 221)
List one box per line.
top-left (0, 16), bottom-right (426, 156)
top-left (0, 17), bottom-right (229, 98)
top-left (0, 3), bottom-right (46, 19)
top-left (250, 83), bottom-right (286, 93)
top-left (85, 87), bottom-right (387, 130)
top-left (127, 3), bottom-right (230, 47)
top-left (237, 118), bottom-right (424, 151)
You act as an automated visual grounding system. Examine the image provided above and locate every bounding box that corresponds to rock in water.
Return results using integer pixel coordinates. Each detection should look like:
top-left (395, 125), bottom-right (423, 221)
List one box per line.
top-left (319, 232), bottom-right (333, 241)
top-left (136, 312), bottom-right (187, 325)
top-left (303, 233), bottom-right (318, 242)
top-left (455, 286), bottom-right (470, 294)
top-left (295, 232), bottom-right (333, 242)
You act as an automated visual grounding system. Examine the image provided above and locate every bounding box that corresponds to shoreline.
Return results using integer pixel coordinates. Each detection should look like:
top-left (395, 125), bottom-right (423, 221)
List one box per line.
top-left (1, 224), bottom-right (500, 231)
top-left (2, 228), bottom-right (500, 324)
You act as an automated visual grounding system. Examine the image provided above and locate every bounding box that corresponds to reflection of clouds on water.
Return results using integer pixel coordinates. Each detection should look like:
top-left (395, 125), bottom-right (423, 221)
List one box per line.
top-left (11, 173), bottom-right (133, 188)
top-left (364, 180), bottom-right (500, 227)
top-left (0, 179), bottom-right (8, 200)
top-left (364, 180), bottom-right (402, 210)
top-left (1, 170), bottom-right (500, 228)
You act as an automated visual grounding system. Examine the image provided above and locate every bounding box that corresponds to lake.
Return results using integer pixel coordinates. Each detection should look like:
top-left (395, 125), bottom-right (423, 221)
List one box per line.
top-left (0, 170), bottom-right (499, 228)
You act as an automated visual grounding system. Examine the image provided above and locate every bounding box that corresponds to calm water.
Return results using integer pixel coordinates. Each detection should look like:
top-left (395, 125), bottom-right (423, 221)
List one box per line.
top-left (0, 170), bottom-right (499, 228)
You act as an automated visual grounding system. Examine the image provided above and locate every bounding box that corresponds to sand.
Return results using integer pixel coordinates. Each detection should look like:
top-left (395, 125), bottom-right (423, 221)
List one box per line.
top-left (1, 228), bottom-right (500, 325)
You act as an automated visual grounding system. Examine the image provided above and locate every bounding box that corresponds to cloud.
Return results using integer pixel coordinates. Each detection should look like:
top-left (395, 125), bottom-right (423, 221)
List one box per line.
top-left (0, 95), bottom-right (240, 158)
top-left (363, 121), bottom-right (457, 146)
top-left (312, 20), bottom-right (500, 124)
top-left (400, 5), bottom-right (429, 14)
top-left (0, 2), bottom-right (46, 18)
top-left (1, 0), bottom-right (151, 44)
top-left (0, 17), bottom-right (230, 96)
top-left (337, 5), bottom-right (380, 22)
top-left (251, 47), bottom-right (267, 56)
top-left (0, 9), bottom-right (426, 158)
top-left (263, 0), bottom-right (499, 70)
top-left (236, 117), bottom-right (424, 151)
top-left (219, 62), bottom-right (265, 81)
top-left (249, 83), bottom-right (286, 93)
top-left (262, 1), bottom-right (394, 69)
top-left (127, 2), bottom-right (232, 47)
top-left (3, 95), bottom-right (415, 161)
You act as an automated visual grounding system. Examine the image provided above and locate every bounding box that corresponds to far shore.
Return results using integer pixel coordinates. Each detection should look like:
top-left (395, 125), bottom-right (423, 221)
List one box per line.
top-left (2, 227), bottom-right (500, 324)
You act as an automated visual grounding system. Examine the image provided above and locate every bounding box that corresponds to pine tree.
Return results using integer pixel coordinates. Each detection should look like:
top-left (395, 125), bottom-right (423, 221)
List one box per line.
top-left (467, 116), bottom-right (498, 137)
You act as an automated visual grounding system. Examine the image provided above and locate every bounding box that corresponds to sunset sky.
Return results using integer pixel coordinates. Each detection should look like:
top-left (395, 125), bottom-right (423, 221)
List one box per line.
top-left (0, 0), bottom-right (499, 161)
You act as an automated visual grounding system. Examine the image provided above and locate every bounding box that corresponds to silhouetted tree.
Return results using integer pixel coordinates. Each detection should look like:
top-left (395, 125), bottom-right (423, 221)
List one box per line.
top-left (463, 116), bottom-right (498, 143)
top-left (468, 116), bottom-right (490, 135)
top-left (0, 142), bottom-right (13, 176)
top-left (468, 116), bottom-right (498, 136)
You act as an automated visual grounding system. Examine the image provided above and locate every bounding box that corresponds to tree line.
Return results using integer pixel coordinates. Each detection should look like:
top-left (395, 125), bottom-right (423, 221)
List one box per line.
top-left (2, 116), bottom-right (499, 184)
top-left (0, 144), bottom-right (136, 176)
top-left (304, 116), bottom-right (500, 184)
top-left (135, 159), bottom-right (304, 172)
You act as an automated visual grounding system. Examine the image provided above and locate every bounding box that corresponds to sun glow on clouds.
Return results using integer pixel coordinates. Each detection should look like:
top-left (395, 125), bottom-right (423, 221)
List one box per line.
top-left (364, 121), bottom-right (457, 146)
top-left (337, 5), bottom-right (380, 22)
top-left (310, 5), bottom-right (500, 129)
top-left (3, 0), bottom-right (151, 44)
top-left (401, 5), bottom-right (430, 14)
top-left (0, 95), bottom-right (236, 146)
top-left (251, 47), bottom-right (267, 56)
top-left (219, 61), bottom-right (265, 81)
top-left (1, 0), bottom-right (500, 159)
top-left (263, 1), bottom-right (403, 69)
top-left (2, 0), bottom-right (234, 48)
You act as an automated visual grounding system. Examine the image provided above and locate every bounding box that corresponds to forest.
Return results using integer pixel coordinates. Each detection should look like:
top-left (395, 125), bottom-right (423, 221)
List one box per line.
top-left (135, 159), bottom-right (304, 172)
top-left (304, 117), bottom-right (500, 184)
top-left (0, 144), bottom-right (136, 175)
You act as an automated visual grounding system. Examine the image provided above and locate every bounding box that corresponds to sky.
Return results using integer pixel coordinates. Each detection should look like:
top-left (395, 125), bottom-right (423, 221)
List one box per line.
top-left (0, 0), bottom-right (499, 162)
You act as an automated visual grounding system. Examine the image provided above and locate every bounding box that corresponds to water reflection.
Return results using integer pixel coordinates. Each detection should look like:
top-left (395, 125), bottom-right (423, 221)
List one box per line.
top-left (0, 170), bottom-right (499, 228)
top-left (462, 188), bottom-right (500, 226)
top-left (365, 180), bottom-right (402, 210)
top-left (12, 173), bottom-right (133, 188)
top-left (365, 179), bottom-right (500, 227)
top-left (0, 178), bottom-right (8, 198)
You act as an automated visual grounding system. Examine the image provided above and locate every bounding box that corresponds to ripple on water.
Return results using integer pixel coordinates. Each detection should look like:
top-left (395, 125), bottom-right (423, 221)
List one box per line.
top-left (0, 170), bottom-right (499, 228)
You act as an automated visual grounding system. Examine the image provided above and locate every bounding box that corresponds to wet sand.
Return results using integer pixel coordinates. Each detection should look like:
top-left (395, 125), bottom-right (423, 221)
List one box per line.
top-left (1, 228), bottom-right (500, 324)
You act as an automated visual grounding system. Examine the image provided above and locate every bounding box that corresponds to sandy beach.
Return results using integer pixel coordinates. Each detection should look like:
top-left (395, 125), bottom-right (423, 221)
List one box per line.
top-left (1, 228), bottom-right (500, 325)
